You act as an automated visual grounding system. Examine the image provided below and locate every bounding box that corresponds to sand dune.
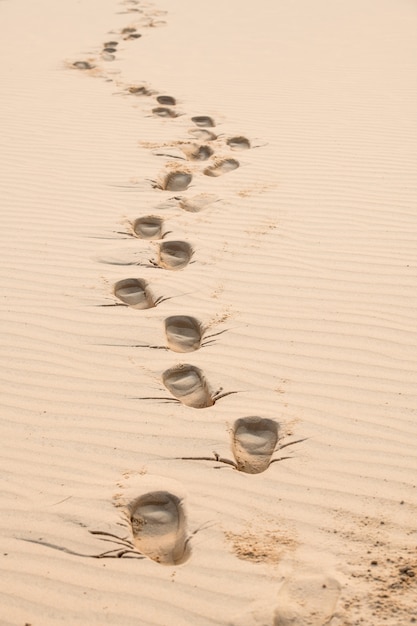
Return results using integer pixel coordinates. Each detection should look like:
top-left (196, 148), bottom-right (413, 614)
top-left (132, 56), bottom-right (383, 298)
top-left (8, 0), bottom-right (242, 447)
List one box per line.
top-left (1, 0), bottom-right (417, 624)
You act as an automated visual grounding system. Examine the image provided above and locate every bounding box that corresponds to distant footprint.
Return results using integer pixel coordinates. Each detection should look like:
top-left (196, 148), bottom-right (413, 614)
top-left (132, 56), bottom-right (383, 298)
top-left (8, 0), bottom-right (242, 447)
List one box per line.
top-left (131, 215), bottom-right (164, 240)
top-left (179, 143), bottom-right (214, 161)
top-left (232, 416), bottom-right (279, 474)
top-left (157, 241), bottom-right (193, 270)
top-left (191, 115), bottom-right (215, 128)
top-left (204, 158), bottom-right (239, 177)
top-left (153, 170), bottom-right (192, 191)
top-left (164, 316), bottom-right (203, 352)
top-left (72, 61), bottom-right (94, 70)
top-left (152, 107), bottom-right (179, 119)
top-left (129, 491), bottom-right (191, 565)
top-left (188, 128), bottom-right (217, 142)
top-left (113, 278), bottom-right (156, 309)
top-left (226, 136), bottom-right (251, 150)
top-left (156, 95), bottom-right (176, 106)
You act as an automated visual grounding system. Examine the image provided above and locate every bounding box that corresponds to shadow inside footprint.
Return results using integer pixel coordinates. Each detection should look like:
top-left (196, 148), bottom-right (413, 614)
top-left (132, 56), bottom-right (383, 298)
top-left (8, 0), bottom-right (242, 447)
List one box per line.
top-left (157, 241), bottom-right (193, 270)
top-left (73, 61), bottom-right (94, 70)
top-left (132, 216), bottom-right (164, 239)
top-left (204, 158), bottom-right (240, 177)
top-left (157, 95), bottom-right (176, 106)
top-left (156, 171), bottom-right (192, 191)
top-left (232, 416), bottom-right (279, 474)
top-left (130, 491), bottom-right (191, 565)
top-left (113, 278), bottom-right (155, 309)
top-left (165, 316), bottom-right (203, 352)
top-left (227, 136), bottom-right (251, 150)
top-left (191, 115), bottom-right (215, 128)
top-left (162, 364), bottom-right (213, 408)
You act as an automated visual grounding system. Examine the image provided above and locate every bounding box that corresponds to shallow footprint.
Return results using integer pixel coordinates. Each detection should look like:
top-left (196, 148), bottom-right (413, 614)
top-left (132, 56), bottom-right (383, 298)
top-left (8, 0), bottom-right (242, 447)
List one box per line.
top-left (204, 158), bottom-right (239, 177)
top-left (162, 364), bottom-right (213, 408)
top-left (191, 115), bottom-right (215, 128)
top-left (157, 241), bottom-right (193, 270)
top-left (274, 574), bottom-right (341, 626)
top-left (129, 491), bottom-right (190, 565)
top-left (188, 128), bottom-right (217, 142)
top-left (232, 416), bottom-right (279, 474)
top-left (165, 316), bottom-right (203, 352)
top-left (179, 193), bottom-right (219, 213)
top-left (227, 136), bottom-right (251, 150)
top-left (113, 278), bottom-right (155, 309)
top-left (131, 216), bottom-right (164, 239)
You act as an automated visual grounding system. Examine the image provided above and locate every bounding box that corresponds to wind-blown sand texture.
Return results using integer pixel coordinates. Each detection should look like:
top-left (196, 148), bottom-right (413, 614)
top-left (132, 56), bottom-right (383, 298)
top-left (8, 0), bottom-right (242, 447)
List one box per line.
top-left (1, 0), bottom-right (417, 624)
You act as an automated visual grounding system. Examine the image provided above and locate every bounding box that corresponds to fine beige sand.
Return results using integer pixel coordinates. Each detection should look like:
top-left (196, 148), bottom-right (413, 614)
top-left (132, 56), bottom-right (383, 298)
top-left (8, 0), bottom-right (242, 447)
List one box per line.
top-left (1, 0), bottom-right (417, 624)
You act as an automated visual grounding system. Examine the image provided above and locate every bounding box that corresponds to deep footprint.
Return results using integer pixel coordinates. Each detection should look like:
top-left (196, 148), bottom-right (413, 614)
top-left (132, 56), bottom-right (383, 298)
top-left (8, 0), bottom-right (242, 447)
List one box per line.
top-left (162, 364), bottom-right (213, 408)
top-left (157, 241), bottom-right (193, 270)
top-left (204, 158), bottom-right (239, 177)
top-left (113, 278), bottom-right (155, 309)
top-left (129, 491), bottom-right (190, 565)
top-left (232, 416), bottom-right (279, 474)
top-left (188, 128), bottom-right (217, 142)
top-left (164, 316), bottom-right (203, 352)
top-left (131, 216), bottom-right (164, 239)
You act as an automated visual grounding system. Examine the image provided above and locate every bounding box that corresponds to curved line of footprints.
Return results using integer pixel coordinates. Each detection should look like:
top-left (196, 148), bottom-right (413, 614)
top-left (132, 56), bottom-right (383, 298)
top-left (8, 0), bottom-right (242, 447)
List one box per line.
top-left (68, 0), bottom-right (305, 567)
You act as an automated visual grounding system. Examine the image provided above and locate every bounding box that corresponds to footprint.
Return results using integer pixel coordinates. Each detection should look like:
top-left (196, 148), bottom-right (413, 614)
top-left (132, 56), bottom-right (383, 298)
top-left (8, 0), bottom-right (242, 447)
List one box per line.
top-left (180, 143), bottom-right (214, 161)
top-left (204, 158), bottom-right (239, 177)
top-left (128, 85), bottom-right (155, 96)
top-left (157, 95), bottom-right (176, 106)
top-left (274, 575), bottom-right (341, 626)
top-left (152, 107), bottom-right (179, 119)
top-left (103, 46), bottom-right (118, 53)
top-left (164, 316), bottom-right (203, 352)
top-left (157, 241), bottom-right (193, 270)
top-left (131, 216), bottom-right (164, 240)
top-left (104, 40), bottom-right (118, 48)
top-left (113, 278), bottom-right (155, 309)
top-left (179, 193), bottom-right (219, 213)
top-left (72, 61), bottom-right (94, 70)
top-left (232, 416), bottom-right (279, 474)
top-left (188, 128), bottom-right (217, 142)
top-left (162, 364), bottom-right (214, 408)
top-left (154, 170), bottom-right (192, 191)
top-left (227, 136), bottom-right (251, 150)
top-left (129, 491), bottom-right (191, 565)
top-left (191, 116), bottom-right (215, 128)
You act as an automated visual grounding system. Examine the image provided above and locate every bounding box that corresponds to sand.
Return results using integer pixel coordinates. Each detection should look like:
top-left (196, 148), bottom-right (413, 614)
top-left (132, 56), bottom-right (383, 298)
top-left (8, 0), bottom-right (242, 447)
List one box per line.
top-left (0, 0), bottom-right (416, 624)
